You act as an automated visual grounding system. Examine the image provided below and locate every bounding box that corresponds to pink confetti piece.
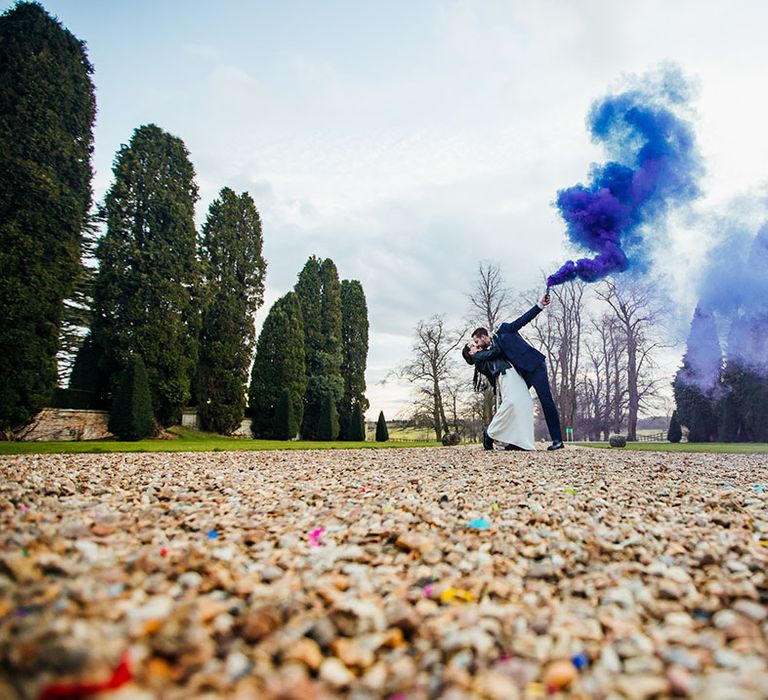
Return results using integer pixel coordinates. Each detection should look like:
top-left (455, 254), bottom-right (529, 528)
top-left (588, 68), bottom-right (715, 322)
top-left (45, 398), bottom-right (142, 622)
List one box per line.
top-left (309, 527), bottom-right (325, 547)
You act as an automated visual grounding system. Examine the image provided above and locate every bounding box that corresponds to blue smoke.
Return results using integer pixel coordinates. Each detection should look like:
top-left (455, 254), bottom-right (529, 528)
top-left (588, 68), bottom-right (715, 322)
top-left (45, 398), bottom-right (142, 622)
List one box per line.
top-left (548, 66), bottom-right (703, 287)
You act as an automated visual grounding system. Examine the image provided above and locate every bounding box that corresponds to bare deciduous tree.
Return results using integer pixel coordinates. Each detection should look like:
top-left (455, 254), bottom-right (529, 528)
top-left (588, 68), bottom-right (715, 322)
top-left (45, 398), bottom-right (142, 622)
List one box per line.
top-left (466, 262), bottom-right (513, 425)
top-left (399, 316), bottom-right (466, 441)
top-left (467, 261), bottom-right (511, 332)
top-left (526, 279), bottom-right (586, 433)
top-left (579, 313), bottom-right (628, 439)
top-left (595, 278), bottom-right (667, 440)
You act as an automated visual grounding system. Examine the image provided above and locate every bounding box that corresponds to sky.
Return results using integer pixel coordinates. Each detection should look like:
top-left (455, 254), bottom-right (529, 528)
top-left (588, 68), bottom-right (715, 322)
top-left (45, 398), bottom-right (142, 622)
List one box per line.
top-left (8, 0), bottom-right (768, 420)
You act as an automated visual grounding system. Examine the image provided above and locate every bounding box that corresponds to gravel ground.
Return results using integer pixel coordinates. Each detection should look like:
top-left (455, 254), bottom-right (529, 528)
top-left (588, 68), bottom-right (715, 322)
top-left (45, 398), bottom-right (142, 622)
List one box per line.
top-left (1, 445), bottom-right (767, 699)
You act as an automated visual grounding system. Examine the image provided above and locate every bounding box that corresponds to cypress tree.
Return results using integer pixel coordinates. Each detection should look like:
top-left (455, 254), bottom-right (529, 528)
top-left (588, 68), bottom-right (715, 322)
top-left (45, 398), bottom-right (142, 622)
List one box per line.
top-left (294, 256), bottom-right (343, 439)
top-left (108, 355), bottom-right (155, 441)
top-left (339, 279), bottom-right (370, 440)
top-left (249, 292), bottom-right (306, 438)
top-left (667, 411), bottom-right (682, 443)
top-left (273, 390), bottom-right (296, 440)
top-left (673, 305), bottom-right (721, 442)
top-left (715, 227), bottom-right (768, 442)
top-left (0, 2), bottom-right (95, 435)
top-left (376, 411), bottom-right (389, 442)
top-left (317, 391), bottom-right (339, 441)
top-left (719, 318), bottom-right (752, 442)
top-left (294, 256), bottom-right (323, 375)
top-left (349, 401), bottom-right (365, 441)
top-left (67, 331), bottom-right (109, 407)
top-left (93, 124), bottom-right (200, 427)
top-left (196, 188), bottom-right (266, 434)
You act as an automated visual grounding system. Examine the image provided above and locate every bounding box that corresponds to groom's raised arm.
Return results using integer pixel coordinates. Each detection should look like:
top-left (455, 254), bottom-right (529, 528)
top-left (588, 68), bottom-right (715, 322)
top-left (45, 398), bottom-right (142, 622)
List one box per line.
top-left (497, 304), bottom-right (542, 335)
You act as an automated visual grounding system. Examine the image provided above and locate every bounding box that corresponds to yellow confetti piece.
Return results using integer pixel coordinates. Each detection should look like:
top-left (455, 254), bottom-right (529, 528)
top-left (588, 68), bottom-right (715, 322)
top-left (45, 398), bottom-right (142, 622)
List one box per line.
top-left (440, 587), bottom-right (474, 604)
top-left (524, 681), bottom-right (546, 698)
top-left (758, 540), bottom-right (768, 547)
top-left (491, 503), bottom-right (500, 511)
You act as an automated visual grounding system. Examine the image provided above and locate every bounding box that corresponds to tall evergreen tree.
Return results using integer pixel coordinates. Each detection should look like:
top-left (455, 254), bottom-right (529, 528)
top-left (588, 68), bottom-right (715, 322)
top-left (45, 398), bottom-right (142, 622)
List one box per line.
top-left (294, 256), bottom-right (343, 439)
top-left (294, 256), bottom-right (323, 375)
top-left (273, 390), bottom-right (296, 440)
top-left (196, 188), bottom-right (266, 434)
top-left (349, 401), bottom-right (365, 441)
top-left (0, 2), bottom-right (95, 435)
top-left (673, 305), bottom-right (722, 442)
top-left (719, 228), bottom-right (768, 442)
top-left (67, 331), bottom-right (109, 406)
top-left (108, 355), bottom-right (155, 441)
top-left (339, 279), bottom-right (369, 440)
top-left (317, 392), bottom-right (339, 441)
top-left (249, 292), bottom-right (307, 439)
top-left (92, 124), bottom-right (200, 427)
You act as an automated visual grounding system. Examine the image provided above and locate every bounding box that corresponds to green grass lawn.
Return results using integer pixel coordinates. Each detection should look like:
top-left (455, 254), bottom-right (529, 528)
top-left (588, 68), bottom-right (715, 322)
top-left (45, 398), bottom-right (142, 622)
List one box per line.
top-left (574, 441), bottom-right (768, 454)
top-left (0, 426), bottom-right (440, 455)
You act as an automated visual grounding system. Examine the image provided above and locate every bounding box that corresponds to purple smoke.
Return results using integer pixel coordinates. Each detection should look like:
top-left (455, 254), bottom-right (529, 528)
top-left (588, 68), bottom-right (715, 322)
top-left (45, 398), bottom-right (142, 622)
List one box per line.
top-left (697, 221), bottom-right (768, 374)
top-left (547, 67), bottom-right (702, 288)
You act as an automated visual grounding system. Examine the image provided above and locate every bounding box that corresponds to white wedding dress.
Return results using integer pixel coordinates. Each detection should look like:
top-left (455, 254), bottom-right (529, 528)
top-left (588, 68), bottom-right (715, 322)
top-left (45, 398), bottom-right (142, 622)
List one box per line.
top-left (486, 366), bottom-right (536, 450)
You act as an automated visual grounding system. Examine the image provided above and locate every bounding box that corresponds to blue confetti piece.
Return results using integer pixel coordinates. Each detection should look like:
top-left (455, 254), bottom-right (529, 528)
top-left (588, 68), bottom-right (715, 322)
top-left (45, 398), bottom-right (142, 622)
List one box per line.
top-left (571, 652), bottom-right (588, 670)
top-left (751, 485), bottom-right (766, 493)
top-left (207, 529), bottom-right (219, 539)
top-left (466, 518), bottom-right (490, 530)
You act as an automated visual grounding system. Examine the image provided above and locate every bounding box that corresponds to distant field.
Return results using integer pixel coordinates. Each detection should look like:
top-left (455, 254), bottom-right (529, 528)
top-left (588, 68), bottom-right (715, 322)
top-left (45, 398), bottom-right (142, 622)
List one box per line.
top-left (0, 427), bottom-right (440, 455)
top-left (575, 441), bottom-right (768, 454)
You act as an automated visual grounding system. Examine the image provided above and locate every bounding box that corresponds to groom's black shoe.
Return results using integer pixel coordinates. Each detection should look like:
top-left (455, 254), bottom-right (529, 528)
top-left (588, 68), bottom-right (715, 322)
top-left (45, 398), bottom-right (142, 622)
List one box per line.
top-left (547, 440), bottom-right (565, 451)
top-left (505, 444), bottom-right (523, 451)
top-left (482, 430), bottom-right (494, 451)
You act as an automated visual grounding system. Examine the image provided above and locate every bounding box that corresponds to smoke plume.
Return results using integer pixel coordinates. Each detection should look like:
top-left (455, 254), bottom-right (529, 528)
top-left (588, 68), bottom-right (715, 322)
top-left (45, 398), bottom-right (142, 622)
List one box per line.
top-left (547, 66), bottom-right (702, 288)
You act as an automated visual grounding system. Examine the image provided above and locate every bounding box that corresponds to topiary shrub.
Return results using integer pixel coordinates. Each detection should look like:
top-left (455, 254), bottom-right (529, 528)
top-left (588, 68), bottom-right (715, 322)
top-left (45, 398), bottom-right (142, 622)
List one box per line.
top-left (108, 355), bottom-right (155, 441)
top-left (375, 411), bottom-right (389, 442)
top-left (667, 411), bottom-right (682, 443)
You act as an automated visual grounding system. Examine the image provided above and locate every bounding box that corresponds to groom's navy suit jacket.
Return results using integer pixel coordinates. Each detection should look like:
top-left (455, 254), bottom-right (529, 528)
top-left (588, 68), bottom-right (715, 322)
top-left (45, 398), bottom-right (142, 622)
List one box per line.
top-left (475, 304), bottom-right (562, 442)
top-left (493, 305), bottom-right (545, 374)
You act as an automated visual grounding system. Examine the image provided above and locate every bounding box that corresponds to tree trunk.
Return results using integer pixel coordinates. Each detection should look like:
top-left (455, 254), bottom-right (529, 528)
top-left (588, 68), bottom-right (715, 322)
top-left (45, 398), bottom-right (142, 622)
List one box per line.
top-left (626, 335), bottom-right (639, 440)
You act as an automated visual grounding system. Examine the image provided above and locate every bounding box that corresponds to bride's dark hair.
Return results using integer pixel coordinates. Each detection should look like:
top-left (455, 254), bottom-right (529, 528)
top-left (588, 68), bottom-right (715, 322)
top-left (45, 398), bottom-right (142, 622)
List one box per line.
top-left (462, 344), bottom-right (484, 393)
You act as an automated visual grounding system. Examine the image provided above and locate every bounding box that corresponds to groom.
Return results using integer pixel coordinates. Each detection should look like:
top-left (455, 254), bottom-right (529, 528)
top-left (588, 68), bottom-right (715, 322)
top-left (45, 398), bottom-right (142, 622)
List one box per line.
top-left (472, 294), bottom-right (564, 451)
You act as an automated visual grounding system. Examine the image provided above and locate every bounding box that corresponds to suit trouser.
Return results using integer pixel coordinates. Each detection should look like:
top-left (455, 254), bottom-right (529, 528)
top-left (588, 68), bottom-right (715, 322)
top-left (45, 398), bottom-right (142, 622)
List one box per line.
top-left (522, 363), bottom-right (562, 443)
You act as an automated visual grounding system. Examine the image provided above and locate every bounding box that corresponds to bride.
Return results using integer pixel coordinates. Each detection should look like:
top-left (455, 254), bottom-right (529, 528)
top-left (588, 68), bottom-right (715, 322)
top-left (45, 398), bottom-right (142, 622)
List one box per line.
top-left (462, 339), bottom-right (535, 451)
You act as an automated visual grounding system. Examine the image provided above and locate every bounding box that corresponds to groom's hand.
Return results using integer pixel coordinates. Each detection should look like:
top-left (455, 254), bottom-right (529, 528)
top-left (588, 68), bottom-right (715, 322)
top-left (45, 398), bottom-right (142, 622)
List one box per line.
top-left (538, 294), bottom-right (551, 308)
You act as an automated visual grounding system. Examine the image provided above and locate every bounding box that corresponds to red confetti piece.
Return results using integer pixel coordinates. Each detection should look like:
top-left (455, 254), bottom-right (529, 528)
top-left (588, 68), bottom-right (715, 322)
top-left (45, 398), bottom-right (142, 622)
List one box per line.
top-left (160, 547), bottom-right (168, 557)
top-left (39, 651), bottom-right (132, 699)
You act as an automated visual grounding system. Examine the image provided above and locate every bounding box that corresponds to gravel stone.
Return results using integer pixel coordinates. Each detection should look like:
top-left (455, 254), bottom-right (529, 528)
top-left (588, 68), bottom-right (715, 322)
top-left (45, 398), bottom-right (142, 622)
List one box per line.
top-left (2, 446), bottom-right (768, 698)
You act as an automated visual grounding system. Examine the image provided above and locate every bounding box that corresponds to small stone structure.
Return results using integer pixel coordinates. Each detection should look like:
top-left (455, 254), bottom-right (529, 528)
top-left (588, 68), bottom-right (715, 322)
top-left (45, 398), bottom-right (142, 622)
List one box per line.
top-left (16, 407), bottom-right (253, 442)
top-left (609, 434), bottom-right (627, 448)
top-left (18, 408), bottom-right (113, 442)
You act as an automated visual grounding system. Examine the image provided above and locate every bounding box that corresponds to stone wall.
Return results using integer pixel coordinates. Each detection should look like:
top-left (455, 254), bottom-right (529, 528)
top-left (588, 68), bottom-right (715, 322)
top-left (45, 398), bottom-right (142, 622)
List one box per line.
top-left (16, 408), bottom-right (253, 441)
top-left (18, 409), bottom-right (113, 442)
